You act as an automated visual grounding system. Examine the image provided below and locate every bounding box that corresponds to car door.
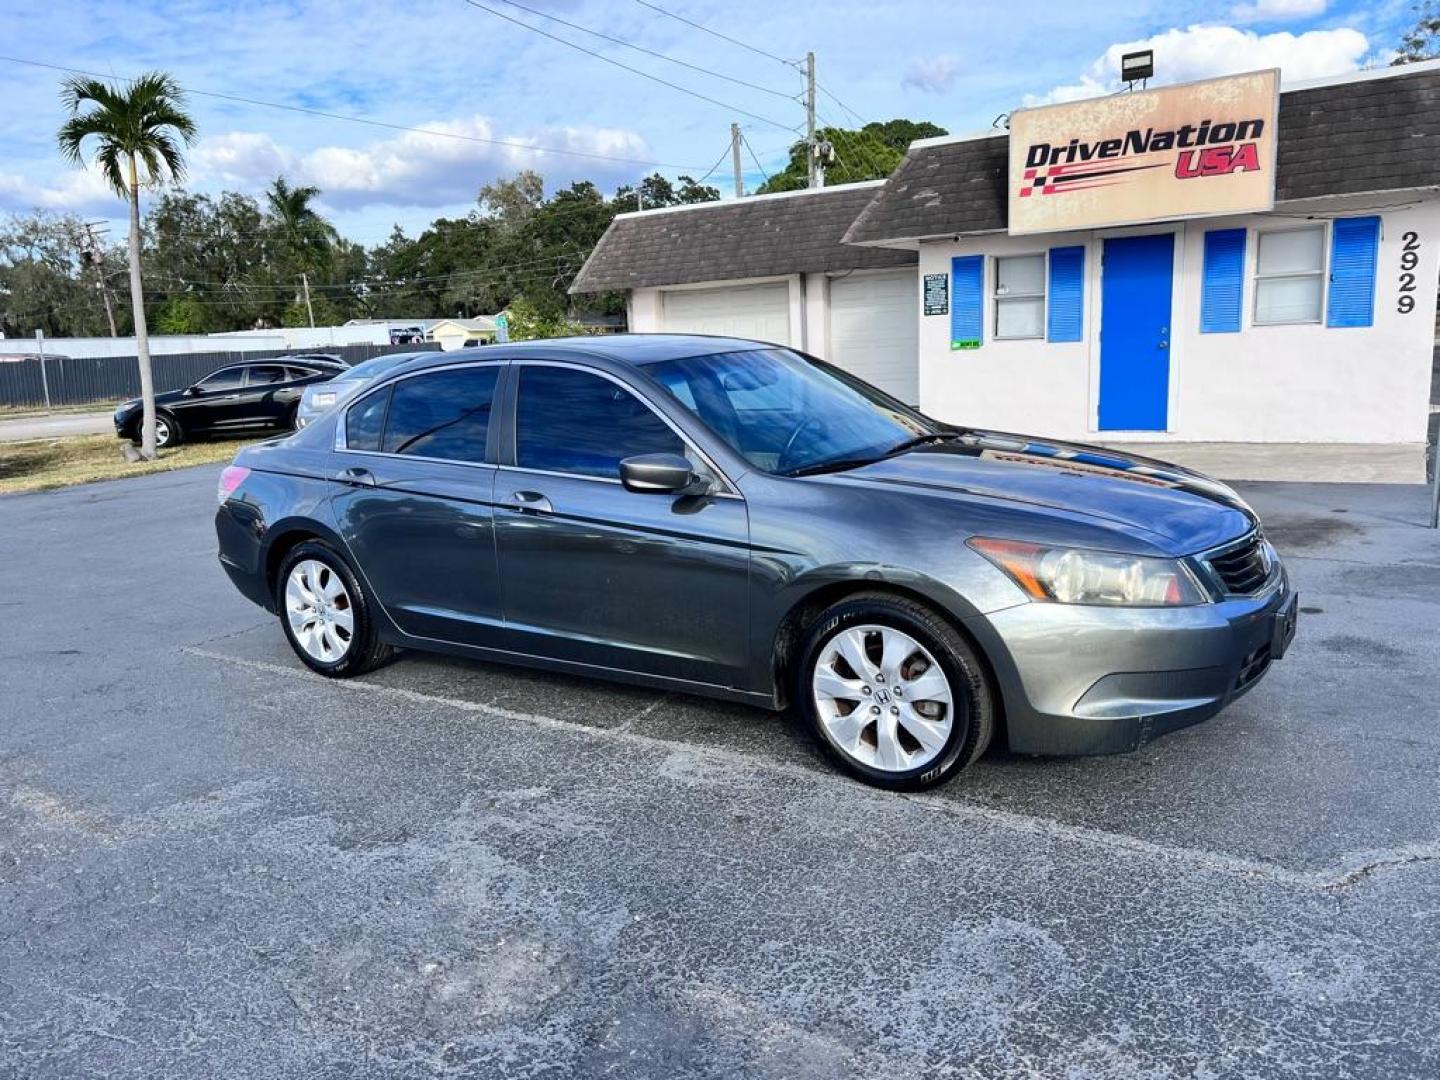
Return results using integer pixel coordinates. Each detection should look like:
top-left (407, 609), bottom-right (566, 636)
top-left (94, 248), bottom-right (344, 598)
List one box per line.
top-left (329, 363), bottom-right (506, 648)
top-left (492, 360), bottom-right (751, 689)
top-left (175, 365), bottom-right (247, 432)
top-left (232, 363), bottom-right (294, 428)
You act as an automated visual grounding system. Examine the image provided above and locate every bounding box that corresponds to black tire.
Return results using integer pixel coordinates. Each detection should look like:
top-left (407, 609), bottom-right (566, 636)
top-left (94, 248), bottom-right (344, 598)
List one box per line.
top-left (794, 592), bottom-right (993, 791)
top-left (133, 412), bottom-right (181, 449)
top-left (275, 540), bottom-right (393, 678)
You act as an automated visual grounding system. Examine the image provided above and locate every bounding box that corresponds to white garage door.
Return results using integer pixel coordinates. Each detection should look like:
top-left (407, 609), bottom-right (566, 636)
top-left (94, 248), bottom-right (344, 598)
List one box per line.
top-left (829, 270), bottom-right (919, 404)
top-left (660, 282), bottom-right (792, 345)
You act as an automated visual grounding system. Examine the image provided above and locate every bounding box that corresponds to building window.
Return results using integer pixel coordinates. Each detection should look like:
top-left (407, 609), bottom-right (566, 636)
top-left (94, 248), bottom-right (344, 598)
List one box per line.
top-left (1254, 226), bottom-right (1325, 325)
top-left (994, 254), bottom-right (1046, 339)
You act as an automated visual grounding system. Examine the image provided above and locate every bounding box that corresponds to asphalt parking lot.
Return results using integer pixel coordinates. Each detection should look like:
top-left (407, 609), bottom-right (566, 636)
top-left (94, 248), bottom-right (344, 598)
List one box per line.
top-left (3, 464), bottom-right (1439, 1079)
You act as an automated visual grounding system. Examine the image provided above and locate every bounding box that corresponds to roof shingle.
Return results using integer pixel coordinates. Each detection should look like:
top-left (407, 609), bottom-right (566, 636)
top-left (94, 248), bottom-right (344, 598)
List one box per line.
top-left (570, 183), bottom-right (916, 294)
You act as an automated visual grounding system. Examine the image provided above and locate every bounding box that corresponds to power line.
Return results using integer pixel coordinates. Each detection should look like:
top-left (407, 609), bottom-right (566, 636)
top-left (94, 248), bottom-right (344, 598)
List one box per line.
top-left (817, 80), bottom-right (869, 127)
top-left (484, 0), bottom-right (794, 100)
top-left (461, 0), bottom-right (801, 133)
top-left (0, 53), bottom-right (707, 170)
top-left (739, 130), bottom-right (772, 185)
top-left (693, 140), bottom-right (736, 185)
top-left (631, 0), bottom-right (799, 69)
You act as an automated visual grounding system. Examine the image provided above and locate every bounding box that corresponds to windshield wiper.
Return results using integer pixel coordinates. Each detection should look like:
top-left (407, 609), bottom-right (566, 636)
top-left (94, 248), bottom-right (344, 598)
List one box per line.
top-left (880, 432), bottom-right (963, 458)
top-left (785, 455), bottom-right (890, 478)
top-left (784, 433), bottom-right (961, 478)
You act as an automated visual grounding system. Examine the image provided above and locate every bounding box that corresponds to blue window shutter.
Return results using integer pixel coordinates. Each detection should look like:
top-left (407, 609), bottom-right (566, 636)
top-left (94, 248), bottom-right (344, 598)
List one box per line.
top-left (950, 255), bottom-right (983, 349)
top-left (1327, 216), bottom-right (1381, 328)
top-left (1200, 228), bottom-right (1246, 333)
top-left (1046, 246), bottom-right (1084, 342)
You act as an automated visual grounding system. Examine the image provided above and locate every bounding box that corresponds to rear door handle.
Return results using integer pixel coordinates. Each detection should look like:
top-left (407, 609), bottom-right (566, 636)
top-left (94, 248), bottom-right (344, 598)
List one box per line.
top-left (335, 466), bottom-right (377, 487)
top-left (502, 489), bottom-right (553, 514)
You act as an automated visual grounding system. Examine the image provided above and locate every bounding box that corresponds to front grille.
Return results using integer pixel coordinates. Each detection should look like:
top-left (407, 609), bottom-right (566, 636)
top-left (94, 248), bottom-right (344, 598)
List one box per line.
top-left (1207, 533), bottom-right (1272, 595)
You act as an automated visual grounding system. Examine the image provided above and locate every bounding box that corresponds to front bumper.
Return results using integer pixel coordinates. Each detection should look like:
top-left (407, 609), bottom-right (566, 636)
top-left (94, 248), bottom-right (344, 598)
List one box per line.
top-left (967, 570), bottom-right (1296, 756)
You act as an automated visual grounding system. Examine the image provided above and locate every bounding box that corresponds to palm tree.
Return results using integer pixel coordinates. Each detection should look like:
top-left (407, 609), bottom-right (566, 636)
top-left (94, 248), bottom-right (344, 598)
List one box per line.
top-left (266, 177), bottom-right (337, 325)
top-left (58, 73), bottom-right (196, 460)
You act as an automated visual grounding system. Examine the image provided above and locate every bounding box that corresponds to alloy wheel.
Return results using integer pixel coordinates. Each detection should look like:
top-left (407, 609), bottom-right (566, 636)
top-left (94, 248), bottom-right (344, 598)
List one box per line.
top-left (812, 623), bottom-right (954, 773)
top-left (154, 417), bottom-right (172, 447)
top-left (285, 559), bottom-right (354, 663)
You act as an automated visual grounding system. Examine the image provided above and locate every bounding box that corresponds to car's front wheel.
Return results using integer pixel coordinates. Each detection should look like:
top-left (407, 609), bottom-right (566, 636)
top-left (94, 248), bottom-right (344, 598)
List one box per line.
top-left (277, 541), bottom-right (393, 677)
top-left (796, 593), bottom-right (993, 790)
top-left (135, 412), bottom-right (180, 449)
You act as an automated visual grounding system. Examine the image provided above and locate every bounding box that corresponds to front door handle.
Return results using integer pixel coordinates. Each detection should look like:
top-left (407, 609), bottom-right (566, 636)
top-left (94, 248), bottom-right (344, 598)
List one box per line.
top-left (335, 466), bottom-right (377, 487)
top-left (502, 489), bottom-right (553, 514)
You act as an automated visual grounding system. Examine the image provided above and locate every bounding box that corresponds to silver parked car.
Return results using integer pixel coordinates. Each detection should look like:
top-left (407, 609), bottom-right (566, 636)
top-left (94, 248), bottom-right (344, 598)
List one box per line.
top-left (216, 336), bottom-right (1297, 791)
top-left (294, 352), bottom-right (433, 428)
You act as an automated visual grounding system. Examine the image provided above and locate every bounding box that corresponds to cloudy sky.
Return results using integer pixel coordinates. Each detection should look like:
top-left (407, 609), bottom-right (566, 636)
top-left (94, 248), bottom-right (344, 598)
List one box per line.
top-left (0, 0), bottom-right (1417, 246)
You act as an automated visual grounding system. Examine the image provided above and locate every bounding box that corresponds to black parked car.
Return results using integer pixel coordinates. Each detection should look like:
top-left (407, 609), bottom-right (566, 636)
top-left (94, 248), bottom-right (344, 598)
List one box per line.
top-left (115, 358), bottom-right (345, 448)
top-left (215, 336), bottom-right (1294, 791)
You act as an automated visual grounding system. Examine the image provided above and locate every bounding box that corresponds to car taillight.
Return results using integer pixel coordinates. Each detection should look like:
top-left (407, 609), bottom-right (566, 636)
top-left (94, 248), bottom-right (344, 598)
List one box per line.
top-left (218, 465), bottom-right (250, 505)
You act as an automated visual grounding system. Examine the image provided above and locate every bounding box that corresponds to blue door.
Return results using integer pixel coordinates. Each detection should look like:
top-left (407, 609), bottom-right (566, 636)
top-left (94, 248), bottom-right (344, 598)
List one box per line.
top-left (1099, 233), bottom-right (1174, 431)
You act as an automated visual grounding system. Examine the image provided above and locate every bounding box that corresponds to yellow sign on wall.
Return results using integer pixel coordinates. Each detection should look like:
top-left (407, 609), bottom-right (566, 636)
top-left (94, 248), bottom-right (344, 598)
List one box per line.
top-left (1007, 69), bottom-right (1279, 235)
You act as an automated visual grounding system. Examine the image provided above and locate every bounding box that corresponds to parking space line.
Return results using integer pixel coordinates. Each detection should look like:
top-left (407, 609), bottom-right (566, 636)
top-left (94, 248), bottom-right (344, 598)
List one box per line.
top-left (182, 645), bottom-right (1440, 894)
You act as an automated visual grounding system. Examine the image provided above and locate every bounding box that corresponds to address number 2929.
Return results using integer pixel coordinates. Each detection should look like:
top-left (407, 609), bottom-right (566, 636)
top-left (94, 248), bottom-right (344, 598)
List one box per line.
top-left (1398, 231), bottom-right (1420, 314)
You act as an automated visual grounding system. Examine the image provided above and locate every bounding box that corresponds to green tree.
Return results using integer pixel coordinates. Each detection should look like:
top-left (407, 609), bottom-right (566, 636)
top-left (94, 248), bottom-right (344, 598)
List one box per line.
top-left (503, 294), bottom-right (586, 340)
top-left (57, 71), bottom-right (196, 459)
top-left (154, 295), bottom-right (206, 333)
top-left (145, 190), bottom-right (283, 330)
top-left (0, 211), bottom-right (124, 338)
top-left (266, 176), bottom-right (338, 324)
top-left (1394, 1), bottom-right (1440, 63)
top-left (755, 119), bottom-right (948, 194)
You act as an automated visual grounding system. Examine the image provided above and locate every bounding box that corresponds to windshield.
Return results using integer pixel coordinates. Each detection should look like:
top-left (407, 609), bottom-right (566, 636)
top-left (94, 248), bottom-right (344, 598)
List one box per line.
top-left (645, 348), bottom-right (936, 476)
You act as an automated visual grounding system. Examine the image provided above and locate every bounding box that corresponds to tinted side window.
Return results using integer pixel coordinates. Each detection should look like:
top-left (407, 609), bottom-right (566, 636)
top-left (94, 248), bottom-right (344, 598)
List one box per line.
top-left (246, 365), bottom-right (289, 386)
top-left (516, 366), bottom-right (683, 479)
top-left (382, 367), bottom-right (499, 463)
top-left (286, 366), bottom-right (319, 381)
top-left (346, 387), bottom-right (391, 452)
top-left (197, 367), bottom-right (245, 391)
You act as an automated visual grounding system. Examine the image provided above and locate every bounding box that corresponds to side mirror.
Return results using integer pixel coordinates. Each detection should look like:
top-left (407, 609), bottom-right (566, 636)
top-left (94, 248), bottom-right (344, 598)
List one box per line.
top-left (185, 385), bottom-right (202, 396)
top-left (619, 453), bottom-right (706, 494)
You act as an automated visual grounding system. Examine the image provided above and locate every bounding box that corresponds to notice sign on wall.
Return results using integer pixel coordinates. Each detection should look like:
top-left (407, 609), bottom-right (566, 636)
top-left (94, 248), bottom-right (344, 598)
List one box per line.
top-left (1008, 69), bottom-right (1278, 235)
top-left (923, 273), bottom-right (948, 315)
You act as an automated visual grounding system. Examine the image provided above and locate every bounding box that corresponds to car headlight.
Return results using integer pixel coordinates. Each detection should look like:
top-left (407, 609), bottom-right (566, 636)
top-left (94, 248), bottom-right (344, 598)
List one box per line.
top-left (311, 392), bottom-right (338, 408)
top-left (968, 537), bottom-right (1208, 607)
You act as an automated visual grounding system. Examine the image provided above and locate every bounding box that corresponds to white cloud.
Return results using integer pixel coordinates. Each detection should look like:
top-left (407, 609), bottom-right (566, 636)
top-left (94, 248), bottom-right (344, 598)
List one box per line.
top-left (903, 54), bottom-right (961, 93)
top-left (293, 116), bottom-right (652, 209)
top-left (1026, 24), bottom-right (1370, 106)
top-left (191, 131), bottom-right (294, 187)
top-left (70, 115), bottom-right (655, 215)
top-left (1230, 0), bottom-right (1326, 25)
top-left (0, 168), bottom-right (122, 216)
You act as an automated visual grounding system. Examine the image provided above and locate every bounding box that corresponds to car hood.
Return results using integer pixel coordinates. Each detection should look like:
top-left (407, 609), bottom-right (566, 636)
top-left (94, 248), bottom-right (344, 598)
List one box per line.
top-left (840, 430), bottom-right (1255, 554)
top-left (117, 387), bottom-right (190, 411)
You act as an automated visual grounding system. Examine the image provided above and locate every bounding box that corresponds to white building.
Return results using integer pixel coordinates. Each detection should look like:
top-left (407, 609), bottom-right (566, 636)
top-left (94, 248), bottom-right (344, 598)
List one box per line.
top-left (574, 62), bottom-right (1440, 449)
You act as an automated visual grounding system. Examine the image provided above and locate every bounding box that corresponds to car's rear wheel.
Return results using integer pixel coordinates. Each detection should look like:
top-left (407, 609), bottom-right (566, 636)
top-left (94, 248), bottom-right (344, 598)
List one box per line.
top-left (796, 593), bottom-right (993, 790)
top-left (277, 541), bottom-right (392, 677)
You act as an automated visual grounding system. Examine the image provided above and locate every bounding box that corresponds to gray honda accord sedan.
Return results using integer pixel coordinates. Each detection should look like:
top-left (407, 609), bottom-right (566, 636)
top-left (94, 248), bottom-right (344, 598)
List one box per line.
top-left (215, 335), bottom-right (1297, 789)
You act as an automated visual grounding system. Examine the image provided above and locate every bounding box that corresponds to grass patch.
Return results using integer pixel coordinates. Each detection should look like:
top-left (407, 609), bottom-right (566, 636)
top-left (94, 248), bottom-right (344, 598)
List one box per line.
top-left (0, 433), bottom-right (258, 496)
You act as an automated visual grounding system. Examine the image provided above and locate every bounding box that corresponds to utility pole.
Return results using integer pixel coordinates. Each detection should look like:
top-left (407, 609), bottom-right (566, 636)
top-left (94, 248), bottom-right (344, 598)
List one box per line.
top-left (804, 51), bottom-right (817, 189)
top-left (730, 122), bottom-right (744, 198)
top-left (82, 221), bottom-right (118, 337)
top-left (300, 272), bottom-right (315, 328)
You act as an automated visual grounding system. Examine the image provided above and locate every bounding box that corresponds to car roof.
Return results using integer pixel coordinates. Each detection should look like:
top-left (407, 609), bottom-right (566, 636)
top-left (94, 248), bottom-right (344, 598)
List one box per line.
top-left (360, 334), bottom-right (777, 378)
